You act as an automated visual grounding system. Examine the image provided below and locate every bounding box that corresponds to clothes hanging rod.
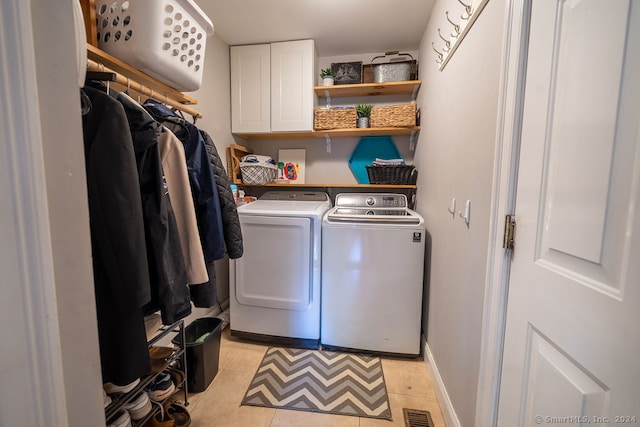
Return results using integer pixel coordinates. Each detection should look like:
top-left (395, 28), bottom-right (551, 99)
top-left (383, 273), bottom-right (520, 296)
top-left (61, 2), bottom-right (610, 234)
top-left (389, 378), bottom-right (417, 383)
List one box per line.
top-left (86, 59), bottom-right (203, 120)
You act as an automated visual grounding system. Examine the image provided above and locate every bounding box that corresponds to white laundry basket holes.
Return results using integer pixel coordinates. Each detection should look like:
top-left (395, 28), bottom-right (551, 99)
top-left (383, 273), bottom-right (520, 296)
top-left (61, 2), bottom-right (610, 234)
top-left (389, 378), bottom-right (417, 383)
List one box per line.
top-left (96, 1), bottom-right (133, 45)
top-left (95, 0), bottom-right (212, 90)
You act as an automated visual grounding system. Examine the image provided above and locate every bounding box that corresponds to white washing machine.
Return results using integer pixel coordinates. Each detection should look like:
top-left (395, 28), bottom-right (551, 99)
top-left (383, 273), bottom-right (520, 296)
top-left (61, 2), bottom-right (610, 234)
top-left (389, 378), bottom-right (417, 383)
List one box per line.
top-left (321, 193), bottom-right (425, 356)
top-left (230, 191), bottom-right (331, 348)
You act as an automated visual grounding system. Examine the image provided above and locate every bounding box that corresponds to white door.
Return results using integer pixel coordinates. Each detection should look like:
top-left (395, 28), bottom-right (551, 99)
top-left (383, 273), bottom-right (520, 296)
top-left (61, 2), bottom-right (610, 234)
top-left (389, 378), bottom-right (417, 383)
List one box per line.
top-left (498, 1), bottom-right (640, 425)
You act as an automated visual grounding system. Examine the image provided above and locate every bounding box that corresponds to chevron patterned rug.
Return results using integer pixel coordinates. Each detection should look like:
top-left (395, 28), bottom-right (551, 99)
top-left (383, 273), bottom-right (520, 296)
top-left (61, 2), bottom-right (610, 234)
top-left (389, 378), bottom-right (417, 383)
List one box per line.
top-left (241, 347), bottom-right (392, 420)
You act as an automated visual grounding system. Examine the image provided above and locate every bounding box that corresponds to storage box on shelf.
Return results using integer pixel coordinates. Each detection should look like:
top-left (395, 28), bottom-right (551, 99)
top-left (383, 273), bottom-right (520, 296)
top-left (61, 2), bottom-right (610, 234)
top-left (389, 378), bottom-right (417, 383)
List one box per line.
top-left (370, 104), bottom-right (416, 128)
top-left (239, 155), bottom-right (278, 184)
top-left (366, 165), bottom-right (418, 185)
top-left (314, 108), bottom-right (357, 130)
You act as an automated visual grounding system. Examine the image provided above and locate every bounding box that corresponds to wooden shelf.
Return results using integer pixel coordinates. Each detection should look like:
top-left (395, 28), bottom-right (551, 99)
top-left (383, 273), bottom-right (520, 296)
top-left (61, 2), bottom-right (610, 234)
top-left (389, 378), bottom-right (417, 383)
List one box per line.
top-left (234, 126), bottom-right (420, 141)
top-left (240, 183), bottom-right (417, 189)
top-left (87, 44), bottom-right (198, 106)
top-left (314, 81), bottom-right (421, 98)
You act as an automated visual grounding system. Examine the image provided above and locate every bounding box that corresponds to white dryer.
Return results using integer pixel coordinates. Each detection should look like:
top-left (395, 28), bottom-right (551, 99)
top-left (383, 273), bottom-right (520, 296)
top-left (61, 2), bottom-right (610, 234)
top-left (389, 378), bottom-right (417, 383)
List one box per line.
top-left (230, 191), bottom-right (331, 348)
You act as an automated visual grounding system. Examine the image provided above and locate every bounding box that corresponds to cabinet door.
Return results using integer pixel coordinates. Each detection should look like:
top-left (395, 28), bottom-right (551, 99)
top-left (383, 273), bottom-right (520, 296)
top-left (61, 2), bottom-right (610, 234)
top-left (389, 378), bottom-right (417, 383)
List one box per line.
top-left (270, 39), bottom-right (316, 132)
top-left (230, 44), bottom-right (271, 133)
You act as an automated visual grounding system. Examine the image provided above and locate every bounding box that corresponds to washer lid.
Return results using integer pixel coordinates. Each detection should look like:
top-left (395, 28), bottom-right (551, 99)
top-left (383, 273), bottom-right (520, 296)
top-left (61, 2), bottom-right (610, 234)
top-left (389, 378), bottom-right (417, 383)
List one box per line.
top-left (260, 191), bottom-right (328, 201)
top-left (238, 198), bottom-right (331, 219)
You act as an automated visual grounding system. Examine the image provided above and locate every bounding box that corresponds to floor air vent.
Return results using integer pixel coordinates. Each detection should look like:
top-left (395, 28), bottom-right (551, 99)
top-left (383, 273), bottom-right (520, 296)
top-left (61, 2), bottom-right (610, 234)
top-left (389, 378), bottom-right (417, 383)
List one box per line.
top-left (403, 408), bottom-right (434, 427)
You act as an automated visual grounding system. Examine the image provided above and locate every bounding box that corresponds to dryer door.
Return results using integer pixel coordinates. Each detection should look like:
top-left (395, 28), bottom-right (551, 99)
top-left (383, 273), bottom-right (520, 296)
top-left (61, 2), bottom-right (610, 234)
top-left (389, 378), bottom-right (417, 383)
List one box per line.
top-left (235, 215), bottom-right (311, 310)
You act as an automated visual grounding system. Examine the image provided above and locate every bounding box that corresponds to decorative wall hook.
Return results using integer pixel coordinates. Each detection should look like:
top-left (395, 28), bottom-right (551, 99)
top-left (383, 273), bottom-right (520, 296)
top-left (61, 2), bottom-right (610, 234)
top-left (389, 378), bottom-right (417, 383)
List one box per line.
top-left (431, 42), bottom-right (444, 60)
top-left (458, 0), bottom-right (472, 14)
top-left (446, 11), bottom-right (460, 34)
top-left (436, 0), bottom-right (490, 71)
top-left (438, 28), bottom-right (451, 49)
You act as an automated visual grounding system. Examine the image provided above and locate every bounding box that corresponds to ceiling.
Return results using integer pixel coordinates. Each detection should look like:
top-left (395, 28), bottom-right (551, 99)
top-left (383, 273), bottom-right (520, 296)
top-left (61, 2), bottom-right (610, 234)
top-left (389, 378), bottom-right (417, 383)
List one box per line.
top-left (196, 0), bottom-right (436, 57)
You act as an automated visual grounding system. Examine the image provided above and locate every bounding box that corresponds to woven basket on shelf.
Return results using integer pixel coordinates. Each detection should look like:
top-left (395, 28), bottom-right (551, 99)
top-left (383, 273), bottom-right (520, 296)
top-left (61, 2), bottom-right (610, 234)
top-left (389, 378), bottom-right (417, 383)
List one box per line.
top-left (240, 163), bottom-right (277, 184)
top-left (314, 108), bottom-right (357, 130)
top-left (365, 165), bottom-right (417, 185)
top-left (370, 104), bottom-right (417, 128)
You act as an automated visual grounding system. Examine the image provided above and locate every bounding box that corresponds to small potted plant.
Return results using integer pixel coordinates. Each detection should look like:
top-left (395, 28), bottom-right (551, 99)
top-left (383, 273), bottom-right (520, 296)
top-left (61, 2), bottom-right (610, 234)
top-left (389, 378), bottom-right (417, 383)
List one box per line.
top-left (320, 68), bottom-right (336, 86)
top-left (355, 104), bottom-right (373, 128)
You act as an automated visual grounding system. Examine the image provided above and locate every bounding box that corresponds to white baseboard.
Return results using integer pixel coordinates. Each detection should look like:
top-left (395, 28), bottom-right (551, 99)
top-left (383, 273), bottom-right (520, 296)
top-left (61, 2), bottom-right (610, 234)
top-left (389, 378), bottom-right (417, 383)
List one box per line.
top-left (424, 342), bottom-right (461, 427)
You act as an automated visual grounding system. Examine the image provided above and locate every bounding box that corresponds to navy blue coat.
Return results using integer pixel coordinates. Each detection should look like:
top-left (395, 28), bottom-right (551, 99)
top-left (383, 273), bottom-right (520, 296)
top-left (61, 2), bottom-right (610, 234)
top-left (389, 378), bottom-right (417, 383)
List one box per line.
top-left (143, 100), bottom-right (226, 263)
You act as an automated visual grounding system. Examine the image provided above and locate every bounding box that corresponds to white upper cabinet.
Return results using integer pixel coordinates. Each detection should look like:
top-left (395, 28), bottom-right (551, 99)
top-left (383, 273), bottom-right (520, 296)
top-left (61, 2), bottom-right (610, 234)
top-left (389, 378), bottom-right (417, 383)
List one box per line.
top-left (270, 39), bottom-right (316, 132)
top-left (231, 44), bottom-right (271, 133)
top-left (231, 39), bottom-right (317, 134)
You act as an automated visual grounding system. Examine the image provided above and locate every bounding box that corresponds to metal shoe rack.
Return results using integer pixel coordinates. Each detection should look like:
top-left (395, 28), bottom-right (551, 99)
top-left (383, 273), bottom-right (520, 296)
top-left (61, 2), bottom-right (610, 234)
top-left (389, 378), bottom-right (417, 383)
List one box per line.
top-left (104, 319), bottom-right (189, 426)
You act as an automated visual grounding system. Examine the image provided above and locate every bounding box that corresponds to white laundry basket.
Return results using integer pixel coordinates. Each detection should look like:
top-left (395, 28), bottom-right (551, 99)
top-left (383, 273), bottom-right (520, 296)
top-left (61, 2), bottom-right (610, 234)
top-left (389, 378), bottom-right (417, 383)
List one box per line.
top-left (95, 0), bottom-right (214, 91)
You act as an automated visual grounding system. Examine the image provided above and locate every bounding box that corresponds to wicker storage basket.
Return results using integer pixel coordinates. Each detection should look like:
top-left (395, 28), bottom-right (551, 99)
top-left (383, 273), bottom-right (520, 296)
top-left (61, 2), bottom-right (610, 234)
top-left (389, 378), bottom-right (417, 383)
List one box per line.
top-left (370, 104), bottom-right (416, 128)
top-left (365, 165), bottom-right (417, 185)
top-left (314, 108), bottom-right (357, 130)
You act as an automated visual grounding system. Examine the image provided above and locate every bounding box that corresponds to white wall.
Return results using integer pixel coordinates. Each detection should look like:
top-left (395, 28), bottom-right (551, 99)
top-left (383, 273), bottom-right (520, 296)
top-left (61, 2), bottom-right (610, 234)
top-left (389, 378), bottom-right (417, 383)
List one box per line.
top-left (31, 0), bottom-right (106, 424)
top-left (414, 0), bottom-right (506, 425)
top-left (0, 0), bottom-right (104, 426)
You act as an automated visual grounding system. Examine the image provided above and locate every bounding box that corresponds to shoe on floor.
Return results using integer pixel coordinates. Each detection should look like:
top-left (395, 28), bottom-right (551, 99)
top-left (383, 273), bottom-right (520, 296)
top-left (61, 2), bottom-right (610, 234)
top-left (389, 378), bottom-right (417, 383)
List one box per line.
top-left (107, 409), bottom-right (132, 427)
top-left (104, 378), bottom-right (140, 394)
top-left (142, 400), bottom-right (174, 427)
top-left (166, 401), bottom-right (191, 427)
top-left (123, 391), bottom-right (152, 420)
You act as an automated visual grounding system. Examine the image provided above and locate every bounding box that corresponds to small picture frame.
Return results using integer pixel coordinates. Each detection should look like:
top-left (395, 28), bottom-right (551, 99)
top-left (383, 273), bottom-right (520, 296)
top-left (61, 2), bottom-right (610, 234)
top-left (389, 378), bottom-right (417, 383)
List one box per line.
top-left (331, 61), bottom-right (363, 85)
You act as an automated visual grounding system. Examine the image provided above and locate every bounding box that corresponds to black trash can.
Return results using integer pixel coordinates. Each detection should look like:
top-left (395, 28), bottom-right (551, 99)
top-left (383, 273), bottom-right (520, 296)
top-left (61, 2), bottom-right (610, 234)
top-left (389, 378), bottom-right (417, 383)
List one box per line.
top-left (173, 317), bottom-right (223, 392)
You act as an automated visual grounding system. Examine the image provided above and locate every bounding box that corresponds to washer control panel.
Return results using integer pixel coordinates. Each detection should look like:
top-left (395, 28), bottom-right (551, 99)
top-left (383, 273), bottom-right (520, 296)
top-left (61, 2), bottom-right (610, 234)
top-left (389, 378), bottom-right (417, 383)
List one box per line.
top-left (334, 193), bottom-right (407, 208)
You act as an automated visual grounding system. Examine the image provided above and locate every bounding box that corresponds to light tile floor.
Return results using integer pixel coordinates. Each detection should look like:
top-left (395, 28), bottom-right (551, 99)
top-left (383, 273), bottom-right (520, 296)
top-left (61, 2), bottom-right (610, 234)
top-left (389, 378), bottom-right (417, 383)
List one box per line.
top-left (185, 327), bottom-right (445, 426)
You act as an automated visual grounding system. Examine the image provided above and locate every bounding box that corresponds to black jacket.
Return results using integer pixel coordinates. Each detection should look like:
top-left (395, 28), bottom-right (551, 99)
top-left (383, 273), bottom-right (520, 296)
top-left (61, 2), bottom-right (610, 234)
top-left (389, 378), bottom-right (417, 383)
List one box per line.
top-left (81, 86), bottom-right (151, 385)
top-left (116, 93), bottom-right (192, 325)
top-left (200, 129), bottom-right (243, 259)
